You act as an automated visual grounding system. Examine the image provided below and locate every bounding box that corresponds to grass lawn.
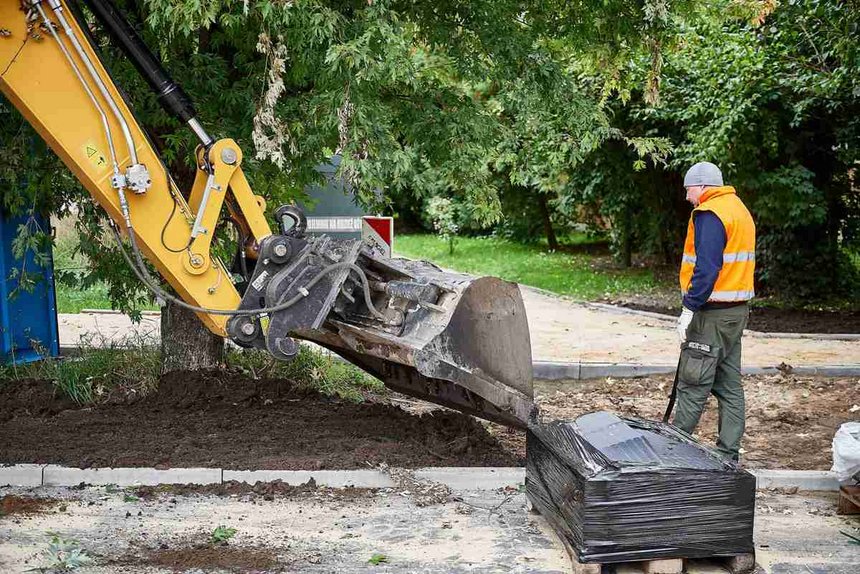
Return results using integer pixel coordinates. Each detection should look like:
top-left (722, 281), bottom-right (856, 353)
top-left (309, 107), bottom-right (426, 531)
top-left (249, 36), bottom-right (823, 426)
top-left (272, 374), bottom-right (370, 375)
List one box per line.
top-left (395, 233), bottom-right (668, 301)
top-left (50, 222), bottom-right (670, 310)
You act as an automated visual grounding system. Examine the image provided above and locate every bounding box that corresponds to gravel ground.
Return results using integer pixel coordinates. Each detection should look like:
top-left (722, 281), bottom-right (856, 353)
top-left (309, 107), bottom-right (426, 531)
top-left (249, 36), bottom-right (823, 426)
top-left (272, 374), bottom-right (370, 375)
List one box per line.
top-left (475, 373), bottom-right (860, 470)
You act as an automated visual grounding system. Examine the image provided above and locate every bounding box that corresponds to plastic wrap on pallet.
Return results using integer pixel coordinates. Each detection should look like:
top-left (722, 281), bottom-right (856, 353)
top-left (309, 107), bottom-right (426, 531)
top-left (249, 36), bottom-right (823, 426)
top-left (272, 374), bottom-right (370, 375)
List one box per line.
top-left (527, 411), bottom-right (755, 564)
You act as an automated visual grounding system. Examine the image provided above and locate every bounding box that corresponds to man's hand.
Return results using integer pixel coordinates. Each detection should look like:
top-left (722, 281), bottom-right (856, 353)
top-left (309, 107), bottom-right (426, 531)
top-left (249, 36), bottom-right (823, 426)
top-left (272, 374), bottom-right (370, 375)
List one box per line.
top-left (677, 307), bottom-right (694, 343)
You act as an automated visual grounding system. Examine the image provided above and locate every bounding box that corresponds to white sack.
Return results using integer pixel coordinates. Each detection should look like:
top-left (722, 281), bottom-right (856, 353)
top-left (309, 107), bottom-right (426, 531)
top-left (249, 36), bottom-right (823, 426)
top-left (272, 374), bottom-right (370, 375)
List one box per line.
top-left (831, 421), bottom-right (860, 481)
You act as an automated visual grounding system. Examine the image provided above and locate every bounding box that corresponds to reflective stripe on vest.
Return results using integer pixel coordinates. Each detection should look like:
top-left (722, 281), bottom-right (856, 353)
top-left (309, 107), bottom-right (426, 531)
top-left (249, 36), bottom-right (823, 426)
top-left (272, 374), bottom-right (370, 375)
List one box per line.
top-left (680, 250), bottom-right (755, 266)
top-left (709, 289), bottom-right (755, 301)
top-left (722, 251), bottom-right (755, 263)
top-left (681, 289), bottom-right (756, 300)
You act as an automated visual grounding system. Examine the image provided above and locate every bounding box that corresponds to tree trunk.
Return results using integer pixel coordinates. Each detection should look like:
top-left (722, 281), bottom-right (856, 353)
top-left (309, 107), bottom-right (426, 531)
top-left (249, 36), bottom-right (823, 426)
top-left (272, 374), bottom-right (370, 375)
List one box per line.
top-left (156, 154), bottom-right (224, 374)
top-left (538, 193), bottom-right (558, 250)
top-left (160, 301), bottom-right (224, 374)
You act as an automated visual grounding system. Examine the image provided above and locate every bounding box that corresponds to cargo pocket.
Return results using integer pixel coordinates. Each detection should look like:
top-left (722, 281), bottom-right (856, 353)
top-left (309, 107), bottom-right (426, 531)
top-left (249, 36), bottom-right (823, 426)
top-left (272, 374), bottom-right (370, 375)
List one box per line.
top-left (679, 342), bottom-right (719, 386)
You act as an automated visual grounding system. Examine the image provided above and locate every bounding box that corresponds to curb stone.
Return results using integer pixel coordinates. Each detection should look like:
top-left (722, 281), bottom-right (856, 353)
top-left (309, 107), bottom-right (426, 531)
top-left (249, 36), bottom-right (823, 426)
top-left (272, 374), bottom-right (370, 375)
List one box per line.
top-left (0, 465), bottom-right (842, 491)
top-left (750, 470), bottom-right (841, 491)
top-left (41, 465), bottom-right (222, 487)
top-left (414, 467), bottom-right (526, 490)
top-left (0, 464), bottom-right (44, 487)
top-left (80, 309), bottom-right (160, 316)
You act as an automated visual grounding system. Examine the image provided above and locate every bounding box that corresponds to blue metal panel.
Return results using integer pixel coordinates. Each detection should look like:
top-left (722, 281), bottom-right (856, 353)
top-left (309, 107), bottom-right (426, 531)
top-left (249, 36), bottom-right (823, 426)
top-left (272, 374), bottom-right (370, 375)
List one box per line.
top-left (0, 208), bottom-right (60, 365)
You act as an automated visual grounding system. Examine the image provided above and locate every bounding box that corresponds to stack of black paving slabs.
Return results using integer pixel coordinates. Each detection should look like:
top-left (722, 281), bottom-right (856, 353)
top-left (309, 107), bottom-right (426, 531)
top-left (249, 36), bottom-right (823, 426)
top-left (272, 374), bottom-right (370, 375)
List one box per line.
top-left (527, 411), bottom-right (755, 564)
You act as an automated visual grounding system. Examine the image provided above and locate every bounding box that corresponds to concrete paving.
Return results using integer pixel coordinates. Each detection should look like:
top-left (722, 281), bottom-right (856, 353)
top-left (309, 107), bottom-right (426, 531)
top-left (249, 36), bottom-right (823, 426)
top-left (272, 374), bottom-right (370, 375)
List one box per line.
top-left (0, 484), bottom-right (570, 573)
top-left (1, 485), bottom-right (857, 573)
top-left (41, 466), bottom-right (222, 488)
top-left (56, 286), bottom-right (860, 369)
top-left (753, 490), bottom-right (859, 574)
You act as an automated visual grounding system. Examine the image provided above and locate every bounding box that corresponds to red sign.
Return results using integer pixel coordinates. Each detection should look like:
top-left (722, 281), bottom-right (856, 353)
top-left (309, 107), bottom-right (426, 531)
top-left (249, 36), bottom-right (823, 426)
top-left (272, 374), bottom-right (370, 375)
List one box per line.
top-left (361, 216), bottom-right (394, 258)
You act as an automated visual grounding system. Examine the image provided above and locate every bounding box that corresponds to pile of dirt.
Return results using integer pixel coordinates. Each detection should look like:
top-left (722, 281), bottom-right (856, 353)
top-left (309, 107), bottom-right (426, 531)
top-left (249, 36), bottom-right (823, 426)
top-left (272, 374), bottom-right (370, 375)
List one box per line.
top-left (746, 306), bottom-right (860, 334)
top-left (132, 479), bottom-right (373, 502)
top-left (530, 373), bottom-right (860, 469)
top-left (132, 545), bottom-right (281, 573)
top-left (0, 371), bottom-right (522, 469)
top-left (0, 495), bottom-right (56, 517)
top-left (0, 379), bottom-right (78, 422)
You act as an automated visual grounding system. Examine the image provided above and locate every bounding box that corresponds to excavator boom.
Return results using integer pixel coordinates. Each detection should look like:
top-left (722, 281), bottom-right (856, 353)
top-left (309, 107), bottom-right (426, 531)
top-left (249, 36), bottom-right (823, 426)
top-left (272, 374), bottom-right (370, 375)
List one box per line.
top-left (0, 0), bottom-right (535, 428)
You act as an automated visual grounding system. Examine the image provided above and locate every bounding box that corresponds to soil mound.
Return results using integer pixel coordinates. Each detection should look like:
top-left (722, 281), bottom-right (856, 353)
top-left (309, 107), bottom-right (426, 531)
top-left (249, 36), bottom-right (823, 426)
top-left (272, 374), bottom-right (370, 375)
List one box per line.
top-left (0, 371), bottom-right (522, 469)
top-left (134, 545), bottom-right (280, 572)
top-left (132, 479), bottom-right (372, 502)
top-left (0, 495), bottom-right (56, 517)
top-left (0, 379), bottom-right (77, 422)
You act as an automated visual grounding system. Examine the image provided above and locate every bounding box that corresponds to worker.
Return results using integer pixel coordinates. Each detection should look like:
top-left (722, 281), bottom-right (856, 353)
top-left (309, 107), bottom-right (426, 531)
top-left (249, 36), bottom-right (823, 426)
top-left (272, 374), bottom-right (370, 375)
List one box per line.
top-left (674, 161), bottom-right (756, 462)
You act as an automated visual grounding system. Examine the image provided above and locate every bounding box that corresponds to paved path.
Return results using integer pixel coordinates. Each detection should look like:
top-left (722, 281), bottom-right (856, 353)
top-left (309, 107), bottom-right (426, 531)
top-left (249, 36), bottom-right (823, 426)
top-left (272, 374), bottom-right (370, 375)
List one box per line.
top-left (0, 485), bottom-right (856, 573)
top-left (520, 288), bottom-right (860, 366)
top-left (0, 484), bottom-right (570, 573)
top-left (56, 288), bottom-right (859, 367)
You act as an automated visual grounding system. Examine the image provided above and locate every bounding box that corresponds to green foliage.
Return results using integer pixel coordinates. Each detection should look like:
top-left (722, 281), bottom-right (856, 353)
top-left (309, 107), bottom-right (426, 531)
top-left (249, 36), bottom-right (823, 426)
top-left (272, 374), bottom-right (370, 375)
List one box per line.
top-left (642, 0), bottom-right (860, 298)
top-left (368, 553), bottom-right (389, 565)
top-left (425, 197), bottom-right (459, 254)
top-left (52, 219), bottom-right (158, 314)
top-left (566, 0), bottom-right (860, 301)
top-left (210, 525), bottom-right (237, 544)
top-left (396, 234), bottom-right (662, 300)
top-left (562, 137), bottom-right (680, 267)
top-left (9, 0), bottom-right (853, 310)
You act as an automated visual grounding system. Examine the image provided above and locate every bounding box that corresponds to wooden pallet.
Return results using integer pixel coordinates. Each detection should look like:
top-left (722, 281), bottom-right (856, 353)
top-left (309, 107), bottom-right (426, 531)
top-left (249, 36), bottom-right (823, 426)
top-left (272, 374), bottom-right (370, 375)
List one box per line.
top-left (570, 553), bottom-right (756, 574)
top-left (837, 485), bottom-right (860, 515)
top-left (527, 502), bottom-right (756, 574)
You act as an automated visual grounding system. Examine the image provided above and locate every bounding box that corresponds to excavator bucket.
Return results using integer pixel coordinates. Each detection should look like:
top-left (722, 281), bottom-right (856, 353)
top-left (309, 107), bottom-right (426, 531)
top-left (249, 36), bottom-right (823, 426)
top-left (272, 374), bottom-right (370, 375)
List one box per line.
top-left (301, 257), bottom-right (536, 429)
top-left (229, 233), bottom-right (536, 429)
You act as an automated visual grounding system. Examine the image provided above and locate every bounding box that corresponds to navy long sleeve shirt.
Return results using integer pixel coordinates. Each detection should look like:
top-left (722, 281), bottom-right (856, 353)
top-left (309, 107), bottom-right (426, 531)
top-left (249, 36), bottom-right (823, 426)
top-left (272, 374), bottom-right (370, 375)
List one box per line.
top-left (682, 211), bottom-right (726, 311)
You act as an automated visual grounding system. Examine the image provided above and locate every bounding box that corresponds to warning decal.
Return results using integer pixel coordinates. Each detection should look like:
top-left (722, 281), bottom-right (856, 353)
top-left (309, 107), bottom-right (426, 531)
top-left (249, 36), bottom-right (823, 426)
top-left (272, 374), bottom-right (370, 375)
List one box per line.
top-left (361, 216), bottom-right (394, 259)
top-left (83, 141), bottom-right (108, 170)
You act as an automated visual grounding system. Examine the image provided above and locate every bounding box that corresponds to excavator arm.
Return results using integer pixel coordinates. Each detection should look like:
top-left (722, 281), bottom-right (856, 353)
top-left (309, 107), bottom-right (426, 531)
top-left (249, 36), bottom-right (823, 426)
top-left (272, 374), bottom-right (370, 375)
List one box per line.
top-left (0, 0), bottom-right (536, 428)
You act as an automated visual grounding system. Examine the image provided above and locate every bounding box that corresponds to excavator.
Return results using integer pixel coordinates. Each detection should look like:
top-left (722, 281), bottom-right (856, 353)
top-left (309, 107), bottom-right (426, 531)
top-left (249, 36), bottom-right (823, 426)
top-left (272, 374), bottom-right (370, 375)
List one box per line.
top-left (0, 0), bottom-right (535, 430)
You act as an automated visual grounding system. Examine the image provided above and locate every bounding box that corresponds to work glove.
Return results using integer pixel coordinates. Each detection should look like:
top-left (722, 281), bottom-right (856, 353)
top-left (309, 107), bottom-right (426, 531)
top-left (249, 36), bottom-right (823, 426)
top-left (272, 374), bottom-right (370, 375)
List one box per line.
top-left (677, 307), bottom-right (694, 343)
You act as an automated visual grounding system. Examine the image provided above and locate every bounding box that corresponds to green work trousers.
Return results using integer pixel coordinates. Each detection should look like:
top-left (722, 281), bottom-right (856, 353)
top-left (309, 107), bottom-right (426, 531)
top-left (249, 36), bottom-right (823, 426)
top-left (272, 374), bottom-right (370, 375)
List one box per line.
top-left (673, 303), bottom-right (749, 461)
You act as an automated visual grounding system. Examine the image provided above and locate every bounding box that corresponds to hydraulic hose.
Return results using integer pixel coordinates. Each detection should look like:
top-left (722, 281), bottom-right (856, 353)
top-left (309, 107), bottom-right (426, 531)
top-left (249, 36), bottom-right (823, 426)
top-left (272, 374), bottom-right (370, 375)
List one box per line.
top-left (79, 0), bottom-right (213, 146)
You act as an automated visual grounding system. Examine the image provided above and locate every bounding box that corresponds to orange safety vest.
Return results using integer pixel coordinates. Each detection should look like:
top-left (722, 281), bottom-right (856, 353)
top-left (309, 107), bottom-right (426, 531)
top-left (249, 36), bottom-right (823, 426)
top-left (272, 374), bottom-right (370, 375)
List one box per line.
top-left (679, 186), bottom-right (756, 302)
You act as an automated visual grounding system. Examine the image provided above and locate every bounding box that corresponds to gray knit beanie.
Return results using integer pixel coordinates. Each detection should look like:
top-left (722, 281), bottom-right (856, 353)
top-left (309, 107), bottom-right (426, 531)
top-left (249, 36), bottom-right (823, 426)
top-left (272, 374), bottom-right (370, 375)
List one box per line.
top-left (683, 162), bottom-right (724, 187)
